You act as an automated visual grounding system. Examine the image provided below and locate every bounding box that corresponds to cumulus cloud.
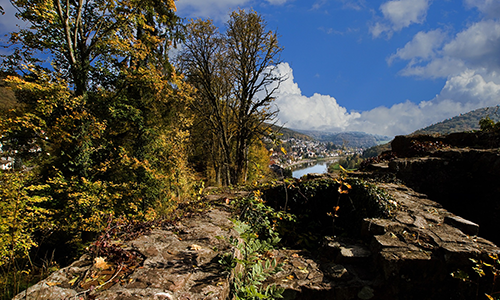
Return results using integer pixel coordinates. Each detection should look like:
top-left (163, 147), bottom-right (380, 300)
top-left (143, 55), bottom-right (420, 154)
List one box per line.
top-left (370, 0), bottom-right (430, 38)
top-left (387, 29), bottom-right (446, 65)
top-left (273, 63), bottom-right (500, 137)
top-left (392, 20), bottom-right (500, 79)
top-left (348, 70), bottom-right (500, 136)
top-left (465, 0), bottom-right (500, 18)
top-left (272, 63), bottom-right (361, 132)
top-left (443, 20), bottom-right (500, 70)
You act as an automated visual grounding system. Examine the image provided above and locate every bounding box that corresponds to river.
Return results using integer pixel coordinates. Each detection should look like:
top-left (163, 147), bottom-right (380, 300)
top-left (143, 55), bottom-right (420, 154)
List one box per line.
top-left (291, 159), bottom-right (337, 178)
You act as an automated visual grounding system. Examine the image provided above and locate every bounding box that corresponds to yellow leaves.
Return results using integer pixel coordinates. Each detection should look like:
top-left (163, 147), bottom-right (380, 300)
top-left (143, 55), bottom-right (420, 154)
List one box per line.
top-left (167, 0), bottom-right (176, 11)
top-left (253, 190), bottom-right (263, 198)
top-left (45, 281), bottom-right (60, 287)
top-left (94, 257), bottom-right (112, 270)
top-left (333, 206), bottom-right (340, 216)
top-left (0, 171), bottom-right (52, 267)
top-left (280, 146), bottom-right (287, 155)
top-left (68, 275), bottom-right (79, 285)
top-left (334, 177), bottom-right (352, 195)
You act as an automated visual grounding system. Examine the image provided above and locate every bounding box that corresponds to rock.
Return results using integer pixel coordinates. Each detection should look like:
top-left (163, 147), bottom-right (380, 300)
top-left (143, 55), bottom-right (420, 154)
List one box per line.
top-left (13, 179), bottom-right (500, 300)
top-left (357, 286), bottom-right (375, 300)
top-left (336, 244), bottom-right (371, 264)
top-left (324, 264), bottom-right (350, 280)
top-left (388, 134), bottom-right (500, 245)
top-left (444, 215), bottom-right (479, 236)
top-left (14, 208), bottom-right (237, 300)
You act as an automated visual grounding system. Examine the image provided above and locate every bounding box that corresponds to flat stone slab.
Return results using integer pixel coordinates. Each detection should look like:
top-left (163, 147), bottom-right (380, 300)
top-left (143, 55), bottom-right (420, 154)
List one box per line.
top-left (13, 208), bottom-right (237, 300)
top-left (444, 215), bottom-right (479, 236)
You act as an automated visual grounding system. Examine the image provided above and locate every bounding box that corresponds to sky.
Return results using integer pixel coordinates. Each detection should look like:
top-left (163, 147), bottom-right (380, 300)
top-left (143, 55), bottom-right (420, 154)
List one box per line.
top-left (2, 0), bottom-right (500, 137)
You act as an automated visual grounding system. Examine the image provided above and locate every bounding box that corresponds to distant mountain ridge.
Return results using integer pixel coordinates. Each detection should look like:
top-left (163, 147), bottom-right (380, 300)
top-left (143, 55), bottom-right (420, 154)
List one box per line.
top-left (269, 124), bottom-right (313, 141)
top-left (293, 130), bottom-right (391, 148)
top-left (412, 106), bottom-right (500, 135)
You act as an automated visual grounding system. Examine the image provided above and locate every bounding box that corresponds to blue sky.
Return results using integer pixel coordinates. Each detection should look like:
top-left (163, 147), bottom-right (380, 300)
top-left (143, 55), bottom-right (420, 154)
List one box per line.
top-left (2, 0), bottom-right (500, 136)
top-left (175, 0), bottom-right (500, 136)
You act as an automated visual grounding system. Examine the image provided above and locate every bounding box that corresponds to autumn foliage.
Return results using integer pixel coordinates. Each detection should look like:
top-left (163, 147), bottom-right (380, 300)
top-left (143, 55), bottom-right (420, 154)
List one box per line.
top-left (0, 0), bottom-right (284, 297)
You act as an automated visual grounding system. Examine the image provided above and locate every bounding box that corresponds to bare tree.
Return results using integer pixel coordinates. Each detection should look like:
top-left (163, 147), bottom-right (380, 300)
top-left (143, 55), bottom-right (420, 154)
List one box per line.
top-left (180, 10), bottom-right (283, 185)
top-left (226, 9), bottom-right (283, 184)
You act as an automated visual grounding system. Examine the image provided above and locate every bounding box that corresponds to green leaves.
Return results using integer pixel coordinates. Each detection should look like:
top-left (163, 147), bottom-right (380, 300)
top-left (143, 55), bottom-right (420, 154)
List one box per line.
top-left (221, 192), bottom-right (290, 300)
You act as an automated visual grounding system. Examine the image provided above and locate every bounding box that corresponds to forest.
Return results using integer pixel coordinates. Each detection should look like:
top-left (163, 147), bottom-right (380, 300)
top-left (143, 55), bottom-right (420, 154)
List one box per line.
top-left (0, 1), bottom-right (283, 298)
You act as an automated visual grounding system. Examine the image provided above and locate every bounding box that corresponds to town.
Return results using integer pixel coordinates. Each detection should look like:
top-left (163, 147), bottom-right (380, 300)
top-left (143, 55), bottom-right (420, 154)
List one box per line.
top-left (269, 137), bottom-right (364, 167)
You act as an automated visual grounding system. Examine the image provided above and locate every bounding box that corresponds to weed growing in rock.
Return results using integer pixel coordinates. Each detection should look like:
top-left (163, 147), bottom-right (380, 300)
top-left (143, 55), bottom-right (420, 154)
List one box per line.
top-left (452, 254), bottom-right (500, 299)
top-left (235, 190), bottom-right (296, 241)
top-left (219, 191), bottom-right (292, 299)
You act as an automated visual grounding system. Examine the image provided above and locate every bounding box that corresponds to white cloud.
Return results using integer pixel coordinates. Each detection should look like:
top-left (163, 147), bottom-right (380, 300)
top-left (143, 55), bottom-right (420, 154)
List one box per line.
top-left (398, 57), bottom-right (466, 78)
top-left (443, 20), bottom-right (500, 70)
top-left (369, 22), bottom-right (391, 39)
top-left (370, 0), bottom-right (430, 38)
top-left (311, 0), bottom-right (328, 10)
top-left (274, 63), bottom-right (500, 137)
top-left (381, 0), bottom-right (429, 30)
top-left (347, 70), bottom-right (500, 136)
top-left (387, 29), bottom-right (446, 65)
top-left (0, 0), bottom-right (26, 33)
top-left (465, 0), bottom-right (500, 18)
top-left (392, 20), bottom-right (500, 79)
top-left (273, 63), bottom-right (361, 132)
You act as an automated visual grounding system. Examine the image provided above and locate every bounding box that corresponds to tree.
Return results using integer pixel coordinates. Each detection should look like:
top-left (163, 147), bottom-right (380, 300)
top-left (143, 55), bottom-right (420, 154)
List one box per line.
top-left (0, 0), bottom-right (193, 247)
top-left (180, 10), bottom-right (283, 185)
top-left (180, 19), bottom-right (235, 185)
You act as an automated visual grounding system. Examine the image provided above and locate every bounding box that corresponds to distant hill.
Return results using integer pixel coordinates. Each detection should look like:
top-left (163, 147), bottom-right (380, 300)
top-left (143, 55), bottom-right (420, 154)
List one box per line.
top-left (294, 130), bottom-right (391, 148)
top-left (270, 124), bottom-right (313, 141)
top-left (413, 107), bottom-right (500, 135)
top-left (361, 106), bottom-right (500, 158)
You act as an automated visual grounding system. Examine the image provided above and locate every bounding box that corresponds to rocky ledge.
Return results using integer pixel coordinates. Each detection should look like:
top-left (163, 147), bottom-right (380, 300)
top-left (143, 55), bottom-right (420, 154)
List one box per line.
top-left (14, 181), bottom-right (500, 300)
top-left (14, 207), bottom-right (238, 300)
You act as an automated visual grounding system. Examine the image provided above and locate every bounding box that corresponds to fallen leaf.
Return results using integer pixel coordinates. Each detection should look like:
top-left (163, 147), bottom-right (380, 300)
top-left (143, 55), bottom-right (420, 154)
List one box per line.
top-left (291, 253), bottom-right (300, 258)
top-left (94, 257), bottom-right (111, 270)
top-left (45, 281), bottom-right (60, 286)
top-left (68, 276), bottom-right (79, 285)
top-left (190, 244), bottom-right (202, 251)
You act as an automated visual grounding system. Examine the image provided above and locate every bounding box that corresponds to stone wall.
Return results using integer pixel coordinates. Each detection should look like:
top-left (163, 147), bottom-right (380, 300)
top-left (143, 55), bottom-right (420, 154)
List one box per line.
top-left (389, 133), bottom-right (500, 245)
top-left (14, 180), bottom-right (500, 300)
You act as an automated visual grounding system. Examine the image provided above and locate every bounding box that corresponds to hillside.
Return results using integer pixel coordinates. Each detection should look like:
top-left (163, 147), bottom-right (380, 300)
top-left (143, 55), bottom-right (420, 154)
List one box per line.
top-left (269, 124), bottom-right (313, 141)
top-left (413, 106), bottom-right (500, 135)
top-left (362, 142), bottom-right (391, 158)
top-left (295, 130), bottom-right (391, 148)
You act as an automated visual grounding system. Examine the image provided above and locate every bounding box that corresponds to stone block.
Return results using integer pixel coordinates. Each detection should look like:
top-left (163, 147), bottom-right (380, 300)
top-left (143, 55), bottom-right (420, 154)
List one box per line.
top-left (444, 215), bottom-right (479, 236)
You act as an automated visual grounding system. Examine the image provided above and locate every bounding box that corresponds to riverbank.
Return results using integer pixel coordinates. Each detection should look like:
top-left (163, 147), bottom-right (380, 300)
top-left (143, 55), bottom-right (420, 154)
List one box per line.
top-left (283, 157), bottom-right (340, 170)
